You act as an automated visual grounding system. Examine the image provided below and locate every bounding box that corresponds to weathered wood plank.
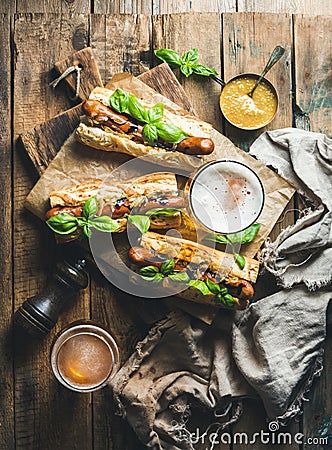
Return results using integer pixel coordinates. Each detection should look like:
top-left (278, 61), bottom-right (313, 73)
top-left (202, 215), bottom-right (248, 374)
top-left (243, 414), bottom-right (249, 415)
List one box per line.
top-left (294, 15), bottom-right (332, 136)
top-left (238, 0), bottom-right (332, 15)
top-left (0, 0), bottom-right (15, 13)
top-left (294, 15), bottom-right (332, 449)
top-left (94, 0), bottom-right (153, 14)
top-left (152, 0), bottom-right (236, 14)
top-left (16, 0), bottom-right (91, 13)
top-left (13, 13), bottom-right (92, 450)
top-left (222, 12), bottom-right (295, 242)
top-left (152, 12), bottom-right (223, 132)
top-left (222, 13), bottom-right (298, 450)
top-left (88, 14), bottom-right (152, 450)
top-left (0, 13), bottom-right (15, 450)
top-left (90, 13), bottom-right (151, 84)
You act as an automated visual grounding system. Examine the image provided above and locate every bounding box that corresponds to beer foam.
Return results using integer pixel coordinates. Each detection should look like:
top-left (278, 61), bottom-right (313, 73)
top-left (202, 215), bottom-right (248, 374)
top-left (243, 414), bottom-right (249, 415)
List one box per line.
top-left (189, 160), bottom-right (264, 234)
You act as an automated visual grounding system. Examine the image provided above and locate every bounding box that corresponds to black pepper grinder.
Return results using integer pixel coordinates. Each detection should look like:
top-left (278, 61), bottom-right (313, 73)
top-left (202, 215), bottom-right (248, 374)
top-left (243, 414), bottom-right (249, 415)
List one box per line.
top-left (14, 259), bottom-right (89, 337)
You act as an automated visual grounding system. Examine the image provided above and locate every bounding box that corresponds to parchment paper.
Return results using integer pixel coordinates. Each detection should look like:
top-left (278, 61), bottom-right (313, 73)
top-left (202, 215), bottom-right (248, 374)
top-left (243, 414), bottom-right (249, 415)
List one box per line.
top-left (25, 72), bottom-right (295, 258)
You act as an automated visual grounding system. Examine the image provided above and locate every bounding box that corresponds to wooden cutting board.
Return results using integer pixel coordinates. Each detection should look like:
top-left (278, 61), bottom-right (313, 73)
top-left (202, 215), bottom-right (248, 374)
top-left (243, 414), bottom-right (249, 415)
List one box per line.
top-left (20, 47), bottom-right (205, 174)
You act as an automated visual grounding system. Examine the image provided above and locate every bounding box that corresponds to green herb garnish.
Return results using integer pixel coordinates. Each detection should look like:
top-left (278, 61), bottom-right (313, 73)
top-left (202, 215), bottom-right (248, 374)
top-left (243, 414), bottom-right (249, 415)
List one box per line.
top-left (109, 89), bottom-right (188, 146)
top-left (46, 196), bottom-right (120, 238)
top-left (188, 278), bottom-right (235, 307)
top-left (139, 258), bottom-right (190, 284)
top-left (154, 48), bottom-right (218, 78)
top-left (145, 208), bottom-right (182, 217)
top-left (204, 223), bottom-right (261, 270)
top-left (127, 215), bottom-right (151, 235)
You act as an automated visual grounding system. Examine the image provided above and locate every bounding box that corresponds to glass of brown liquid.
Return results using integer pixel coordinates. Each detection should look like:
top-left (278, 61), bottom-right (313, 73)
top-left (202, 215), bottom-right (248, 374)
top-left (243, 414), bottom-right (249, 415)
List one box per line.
top-left (50, 321), bottom-right (120, 392)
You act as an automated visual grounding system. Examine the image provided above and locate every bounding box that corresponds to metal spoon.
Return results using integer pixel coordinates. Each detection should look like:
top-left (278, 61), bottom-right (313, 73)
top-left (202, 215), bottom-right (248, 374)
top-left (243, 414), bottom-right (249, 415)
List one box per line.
top-left (247, 45), bottom-right (285, 97)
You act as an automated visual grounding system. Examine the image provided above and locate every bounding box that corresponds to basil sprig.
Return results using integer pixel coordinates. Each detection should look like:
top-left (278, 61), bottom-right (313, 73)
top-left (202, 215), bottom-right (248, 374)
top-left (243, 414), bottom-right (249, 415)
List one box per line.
top-left (140, 258), bottom-right (190, 283)
top-left (205, 223), bottom-right (261, 270)
top-left (154, 48), bottom-right (218, 78)
top-left (46, 196), bottom-right (120, 238)
top-left (109, 89), bottom-right (188, 146)
top-left (188, 278), bottom-right (234, 307)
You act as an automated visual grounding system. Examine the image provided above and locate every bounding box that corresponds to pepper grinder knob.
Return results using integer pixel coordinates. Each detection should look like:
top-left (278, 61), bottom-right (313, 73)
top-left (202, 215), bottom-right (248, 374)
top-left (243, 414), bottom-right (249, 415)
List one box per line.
top-left (14, 259), bottom-right (89, 336)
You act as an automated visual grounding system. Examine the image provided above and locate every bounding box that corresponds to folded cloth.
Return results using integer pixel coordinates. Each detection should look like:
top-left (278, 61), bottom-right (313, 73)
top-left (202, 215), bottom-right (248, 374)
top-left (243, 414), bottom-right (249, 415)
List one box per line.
top-left (110, 129), bottom-right (332, 449)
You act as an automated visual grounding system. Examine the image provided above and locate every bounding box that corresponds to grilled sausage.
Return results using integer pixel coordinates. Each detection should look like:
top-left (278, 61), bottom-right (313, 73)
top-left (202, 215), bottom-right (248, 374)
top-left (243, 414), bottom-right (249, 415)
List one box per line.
top-left (129, 246), bottom-right (185, 271)
top-left (129, 246), bottom-right (254, 300)
top-left (134, 196), bottom-right (185, 214)
top-left (101, 203), bottom-right (131, 219)
top-left (82, 99), bottom-right (214, 156)
top-left (45, 206), bottom-right (83, 220)
top-left (175, 137), bottom-right (214, 155)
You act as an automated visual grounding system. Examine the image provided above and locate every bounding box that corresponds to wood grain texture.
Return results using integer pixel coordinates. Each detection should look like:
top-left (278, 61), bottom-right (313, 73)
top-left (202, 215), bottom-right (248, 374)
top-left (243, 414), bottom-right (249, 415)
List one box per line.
top-left (90, 13), bottom-right (151, 84)
top-left (16, 0), bottom-right (91, 13)
top-left (238, 0), bottom-right (332, 14)
top-left (222, 12), bottom-right (295, 242)
top-left (223, 13), bottom-right (298, 450)
top-left (152, 12), bottom-right (223, 132)
top-left (20, 105), bottom-right (82, 174)
top-left (0, 13), bottom-right (15, 450)
top-left (54, 47), bottom-right (103, 101)
top-left (294, 15), bottom-right (332, 136)
top-left (13, 13), bottom-right (92, 450)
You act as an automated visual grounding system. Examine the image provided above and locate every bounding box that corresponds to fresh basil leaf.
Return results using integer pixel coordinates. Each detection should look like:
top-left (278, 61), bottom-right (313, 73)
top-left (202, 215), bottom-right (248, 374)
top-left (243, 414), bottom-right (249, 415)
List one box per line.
top-left (76, 217), bottom-right (88, 227)
top-left (168, 271), bottom-right (190, 283)
top-left (206, 278), bottom-right (221, 295)
top-left (156, 122), bottom-right (188, 144)
top-left (90, 216), bottom-right (120, 233)
top-left (154, 48), bottom-right (183, 67)
top-left (145, 208), bottom-right (182, 217)
top-left (234, 253), bottom-right (246, 270)
top-left (226, 223), bottom-right (261, 244)
top-left (182, 48), bottom-right (199, 65)
top-left (220, 287), bottom-right (228, 295)
top-left (180, 64), bottom-right (193, 78)
top-left (83, 196), bottom-right (98, 220)
top-left (204, 233), bottom-right (229, 245)
top-left (83, 224), bottom-right (92, 238)
top-left (143, 124), bottom-right (159, 146)
top-left (147, 103), bottom-right (164, 124)
top-left (140, 266), bottom-right (160, 277)
top-left (160, 259), bottom-right (175, 275)
top-left (127, 215), bottom-right (150, 234)
top-left (46, 214), bottom-right (79, 235)
top-left (109, 88), bottom-right (129, 113)
top-left (141, 272), bottom-right (164, 283)
top-left (222, 294), bottom-right (235, 307)
top-left (127, 94), bottom-right (148, 123)
top-left (216, 292), bottom-right (234, 307)
top-left (192, 64), bottom-right (218, 76)
top-left (188, 279), bottom-right (211, 295)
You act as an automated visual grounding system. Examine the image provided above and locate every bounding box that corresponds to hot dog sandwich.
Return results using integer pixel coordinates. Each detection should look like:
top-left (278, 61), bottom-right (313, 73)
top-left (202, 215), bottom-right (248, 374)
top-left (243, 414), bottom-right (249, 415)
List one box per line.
top-left (46, 173), bottom-right (185, 238)
top-left (129, 231), bottom-right (260, 310)
top-left (75, 87), bottom-right (215, 169)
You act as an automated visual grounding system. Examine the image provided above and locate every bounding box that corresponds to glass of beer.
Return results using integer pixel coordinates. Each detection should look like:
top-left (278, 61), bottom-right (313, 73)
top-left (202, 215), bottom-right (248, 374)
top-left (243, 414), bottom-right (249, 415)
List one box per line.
top-left (50, 321), bottom-right (120, 392)
top-left (188, 159), bottom-right (265, 234)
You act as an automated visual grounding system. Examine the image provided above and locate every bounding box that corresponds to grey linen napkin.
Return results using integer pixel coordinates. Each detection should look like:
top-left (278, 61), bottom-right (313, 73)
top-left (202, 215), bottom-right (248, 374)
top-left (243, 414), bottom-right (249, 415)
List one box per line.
top-left (110, 128), bottom-right (332, 449)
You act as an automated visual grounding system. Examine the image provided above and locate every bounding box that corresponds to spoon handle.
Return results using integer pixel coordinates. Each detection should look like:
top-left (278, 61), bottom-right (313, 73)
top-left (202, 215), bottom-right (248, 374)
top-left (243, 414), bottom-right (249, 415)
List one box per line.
top-left (210, 74), bottom-right (226, 87)
top-left (249, 45), bottom-right (285, 97)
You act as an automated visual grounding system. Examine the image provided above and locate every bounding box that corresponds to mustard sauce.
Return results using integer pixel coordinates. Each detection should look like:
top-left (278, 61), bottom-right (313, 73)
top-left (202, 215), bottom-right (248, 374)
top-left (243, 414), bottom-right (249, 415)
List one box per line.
top-left (220, 76), bottom-right (277, 129)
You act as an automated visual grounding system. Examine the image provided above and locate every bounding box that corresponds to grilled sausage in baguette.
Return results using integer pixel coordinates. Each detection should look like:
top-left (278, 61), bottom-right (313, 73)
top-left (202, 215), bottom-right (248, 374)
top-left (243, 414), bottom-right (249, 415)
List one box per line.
top-left (129, 231), bottom-right (260, 310)
top-left (46, 173), bottom-right (185, 237)
top-left (75, 87), bottom-right (215, 169)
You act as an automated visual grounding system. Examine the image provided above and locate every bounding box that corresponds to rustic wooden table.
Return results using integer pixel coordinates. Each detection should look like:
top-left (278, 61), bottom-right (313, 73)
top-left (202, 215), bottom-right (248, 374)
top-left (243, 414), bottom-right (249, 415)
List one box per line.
top-left (0, 1), bottom-right (331, 449)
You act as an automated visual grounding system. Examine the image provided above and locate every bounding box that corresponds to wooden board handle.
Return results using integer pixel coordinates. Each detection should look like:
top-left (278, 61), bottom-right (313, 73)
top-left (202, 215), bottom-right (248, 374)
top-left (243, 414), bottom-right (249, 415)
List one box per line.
top-left (54, 47), bottom-right (103, 101)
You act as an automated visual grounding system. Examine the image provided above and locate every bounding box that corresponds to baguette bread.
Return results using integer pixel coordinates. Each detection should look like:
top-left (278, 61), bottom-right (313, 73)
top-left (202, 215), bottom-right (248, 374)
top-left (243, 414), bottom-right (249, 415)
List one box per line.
top-left (75, 87), bottom-right (214, 170)
top-left (129, 231), bottom-right (260, 310)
